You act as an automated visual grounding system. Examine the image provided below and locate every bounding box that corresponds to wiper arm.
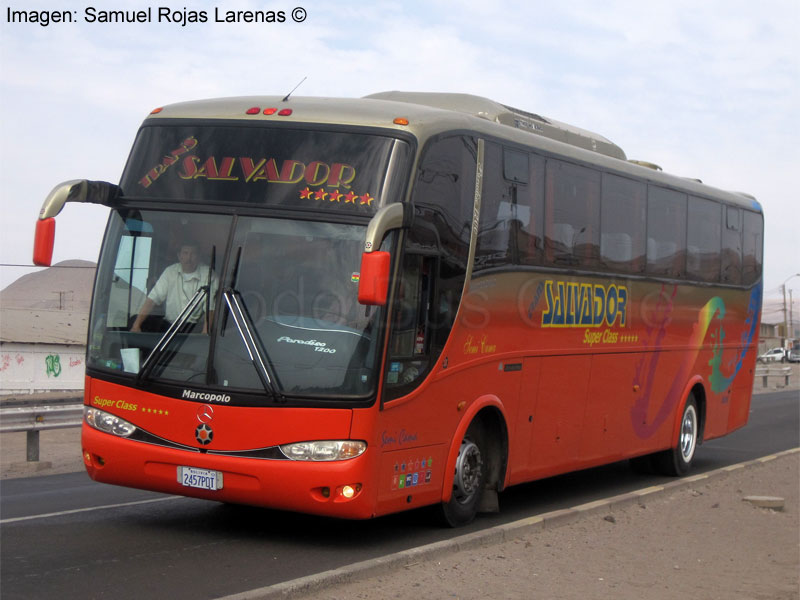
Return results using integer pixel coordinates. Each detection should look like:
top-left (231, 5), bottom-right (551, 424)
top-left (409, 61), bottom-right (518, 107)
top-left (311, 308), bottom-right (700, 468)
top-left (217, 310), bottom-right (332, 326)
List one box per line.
top-left (222, 288), bottom-right (284, 402)
top-left (137, 286), bottom-right (208, 382)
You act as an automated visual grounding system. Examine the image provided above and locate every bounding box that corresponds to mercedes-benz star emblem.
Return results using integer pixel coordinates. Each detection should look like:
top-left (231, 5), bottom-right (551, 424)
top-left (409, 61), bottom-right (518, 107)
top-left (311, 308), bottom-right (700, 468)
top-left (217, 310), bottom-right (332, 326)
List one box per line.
top-left (196, 404), bottom-right (214, 424)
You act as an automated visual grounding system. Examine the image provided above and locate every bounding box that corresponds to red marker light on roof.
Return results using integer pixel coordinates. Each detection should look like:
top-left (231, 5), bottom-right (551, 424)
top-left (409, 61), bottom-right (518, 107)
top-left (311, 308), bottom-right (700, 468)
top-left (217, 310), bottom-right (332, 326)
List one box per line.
top-left (150, 107), bottom-right (163, 114)
top-left (393, 117), bottom-right (409, 126)
top-left (278, 108), bottom-right (293, 116)
top-left (246, 107), bottom-right (260, 115)
top-left (263, 107), bottom-right (278, 115)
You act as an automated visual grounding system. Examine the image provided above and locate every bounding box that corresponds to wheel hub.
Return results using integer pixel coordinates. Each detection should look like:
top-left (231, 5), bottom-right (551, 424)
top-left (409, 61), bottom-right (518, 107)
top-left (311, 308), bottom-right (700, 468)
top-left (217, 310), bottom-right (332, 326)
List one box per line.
top-left (453, 439), bottom-right (482, 503)
top-left (680, 405), bottom-right (697, 463)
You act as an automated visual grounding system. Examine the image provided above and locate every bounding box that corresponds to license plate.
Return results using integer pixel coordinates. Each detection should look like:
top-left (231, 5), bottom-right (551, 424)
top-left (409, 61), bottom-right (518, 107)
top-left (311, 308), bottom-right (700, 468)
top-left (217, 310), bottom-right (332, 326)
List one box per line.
top-left (178, 466), bottom-right (223, 490)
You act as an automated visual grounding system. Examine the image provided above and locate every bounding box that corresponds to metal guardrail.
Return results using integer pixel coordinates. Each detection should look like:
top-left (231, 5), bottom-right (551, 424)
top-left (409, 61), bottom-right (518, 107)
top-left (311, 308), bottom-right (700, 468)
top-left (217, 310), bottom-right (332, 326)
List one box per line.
top-left (754, 365), bottom-right (792, 388)
top-left (0, 402), bottom-right (83, 462)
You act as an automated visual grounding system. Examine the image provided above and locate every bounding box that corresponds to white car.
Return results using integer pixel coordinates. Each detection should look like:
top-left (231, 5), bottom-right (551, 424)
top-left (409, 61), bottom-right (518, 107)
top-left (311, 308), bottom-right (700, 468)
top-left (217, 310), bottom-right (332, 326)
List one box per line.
top-left (758, 348), bottom-right (786, 363)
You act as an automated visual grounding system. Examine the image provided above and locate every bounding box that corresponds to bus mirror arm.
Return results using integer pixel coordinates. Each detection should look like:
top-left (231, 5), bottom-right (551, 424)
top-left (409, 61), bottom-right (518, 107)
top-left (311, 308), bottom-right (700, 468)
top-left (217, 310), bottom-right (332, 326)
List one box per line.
top-left (33, 179), bottom-right (121, 266)
top-left (358, 203), bottom-right (407, 306)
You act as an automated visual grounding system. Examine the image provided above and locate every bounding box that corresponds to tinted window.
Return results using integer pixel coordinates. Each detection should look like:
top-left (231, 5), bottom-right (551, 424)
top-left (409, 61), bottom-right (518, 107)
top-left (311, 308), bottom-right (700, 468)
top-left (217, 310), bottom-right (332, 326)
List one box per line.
top-left (475, 142), bottom-right (515, 270)
top-left (742, 210), bottom-right (763, 285)
top-left (503, 148), bottom-right (529, 183)
top-left (385, 135), bottom-right (476, 400)
top-left (687, 196), bottom-right (721, 282)
top-left (600, 174), bottom-right (646, 274)
top-left (517, 154), bottom-right (545, 267)
top-left (476, 144), bottom-right (543, 270)
top-left (647, 186), bottom-right (686, 277)
top-left (722, 206), bottom-right (742, 284)
top-left (545, 160), bottom-right (601, 268)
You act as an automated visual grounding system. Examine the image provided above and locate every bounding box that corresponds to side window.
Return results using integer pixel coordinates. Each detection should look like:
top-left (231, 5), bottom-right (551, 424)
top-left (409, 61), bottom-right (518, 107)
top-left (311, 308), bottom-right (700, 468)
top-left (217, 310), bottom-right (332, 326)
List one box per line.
top-left (107, 227), bottom-right (152, 327)
top-left (386, 254), bottom-right (436, 371)
top-left (600, 174), bottom-right (646, 274)
top-left (742, 210), bottom-right (763, 285)
top-left (544, 160), bottom-right (601, 268)
top-left (385, 135), bottom-right (476, 400)
top-left (647, 186), bottom-right (687, 278)
top-left (516, 152), bottom-right (545, 267)
top-left (722, 206), bottom-right (742, 284)
top-left (687, 196), bottom-right (721, 283)
top-left (475, 142), bottom-right (514, 270)
top-left (475, 144), bottom-right (540, 270)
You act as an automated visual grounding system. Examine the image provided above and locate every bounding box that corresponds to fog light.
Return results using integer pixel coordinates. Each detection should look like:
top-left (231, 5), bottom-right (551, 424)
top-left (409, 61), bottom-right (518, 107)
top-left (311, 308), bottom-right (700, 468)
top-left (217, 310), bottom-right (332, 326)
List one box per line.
top-left (338, 483), bottom-right (362, 500)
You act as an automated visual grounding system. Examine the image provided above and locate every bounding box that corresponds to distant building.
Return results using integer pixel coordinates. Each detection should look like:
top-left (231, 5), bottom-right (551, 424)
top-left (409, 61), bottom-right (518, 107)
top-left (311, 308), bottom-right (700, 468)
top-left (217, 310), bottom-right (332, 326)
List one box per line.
top-left (0, 260), bottom-right (95, 395)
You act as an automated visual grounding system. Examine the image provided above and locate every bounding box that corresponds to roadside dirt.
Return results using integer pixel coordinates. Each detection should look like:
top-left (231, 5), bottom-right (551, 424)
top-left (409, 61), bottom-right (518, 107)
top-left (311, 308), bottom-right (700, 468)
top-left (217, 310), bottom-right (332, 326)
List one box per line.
top-left (302, 452), bottom-right (799, 600)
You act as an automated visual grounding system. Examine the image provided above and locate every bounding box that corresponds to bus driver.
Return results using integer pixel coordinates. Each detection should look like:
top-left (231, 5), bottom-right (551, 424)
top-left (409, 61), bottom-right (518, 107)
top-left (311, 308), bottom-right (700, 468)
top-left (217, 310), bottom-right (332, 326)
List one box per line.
top-left (130, 240), bottom-right (219, 333)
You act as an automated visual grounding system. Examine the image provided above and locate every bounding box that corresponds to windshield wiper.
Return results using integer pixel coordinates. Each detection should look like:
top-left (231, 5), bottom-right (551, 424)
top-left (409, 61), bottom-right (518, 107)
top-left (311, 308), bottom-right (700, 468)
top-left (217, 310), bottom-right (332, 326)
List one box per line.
top-left (222, 288), bottom-right (284, 402)
top-left (137, 286), bottom-right (208, 382)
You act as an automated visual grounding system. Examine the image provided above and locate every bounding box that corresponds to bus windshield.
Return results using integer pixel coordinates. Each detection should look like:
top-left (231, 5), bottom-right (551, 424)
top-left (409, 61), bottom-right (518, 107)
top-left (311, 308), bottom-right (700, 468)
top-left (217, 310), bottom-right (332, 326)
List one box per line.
top-left (89, 209), bottom-right (386, 400)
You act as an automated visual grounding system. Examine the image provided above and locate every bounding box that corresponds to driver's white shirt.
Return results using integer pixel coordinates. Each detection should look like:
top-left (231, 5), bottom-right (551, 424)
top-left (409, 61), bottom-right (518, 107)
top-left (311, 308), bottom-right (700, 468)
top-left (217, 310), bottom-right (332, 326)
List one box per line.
top-left (147, 263), bottom-right (218, 323)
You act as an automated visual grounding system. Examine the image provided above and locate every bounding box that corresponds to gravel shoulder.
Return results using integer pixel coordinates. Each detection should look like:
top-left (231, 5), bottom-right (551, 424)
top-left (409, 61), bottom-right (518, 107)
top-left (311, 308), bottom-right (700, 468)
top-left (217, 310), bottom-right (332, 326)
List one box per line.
top-left (296, 450), bottom-right (799, 600)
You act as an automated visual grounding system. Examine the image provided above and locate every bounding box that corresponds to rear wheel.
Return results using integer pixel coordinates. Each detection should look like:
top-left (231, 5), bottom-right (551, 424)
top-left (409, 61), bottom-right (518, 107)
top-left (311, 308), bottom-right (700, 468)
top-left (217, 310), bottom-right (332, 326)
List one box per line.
top-left (439, 422), bottom-right (487, 527)
top-left (654, 395), bottom-right (699, 476)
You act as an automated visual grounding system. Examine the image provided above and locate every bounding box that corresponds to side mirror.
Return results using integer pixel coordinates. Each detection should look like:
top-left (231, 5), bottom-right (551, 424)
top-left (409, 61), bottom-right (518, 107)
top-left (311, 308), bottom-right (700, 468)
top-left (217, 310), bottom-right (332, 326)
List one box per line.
top-left (358, 251), bottom-right (391, 305)
top-left (32, 179), bottom-right (120, 266)
top-left (356, 203), bottom-right (407, 306)
top-left (33, 218), bottom-right (56, 266)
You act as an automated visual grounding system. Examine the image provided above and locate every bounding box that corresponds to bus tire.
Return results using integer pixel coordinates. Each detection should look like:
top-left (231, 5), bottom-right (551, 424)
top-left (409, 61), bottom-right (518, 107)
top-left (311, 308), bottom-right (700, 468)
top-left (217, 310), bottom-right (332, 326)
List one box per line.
top-left (654, 394), bottom-right (699, 476)
top-left (439, 421), bottom-right (487, 527)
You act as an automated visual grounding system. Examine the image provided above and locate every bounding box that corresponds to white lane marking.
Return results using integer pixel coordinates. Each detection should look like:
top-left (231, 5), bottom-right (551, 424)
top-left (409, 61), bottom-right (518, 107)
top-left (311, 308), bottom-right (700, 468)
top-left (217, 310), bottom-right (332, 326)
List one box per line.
top-left (1, 496), bottom-right (180, 524)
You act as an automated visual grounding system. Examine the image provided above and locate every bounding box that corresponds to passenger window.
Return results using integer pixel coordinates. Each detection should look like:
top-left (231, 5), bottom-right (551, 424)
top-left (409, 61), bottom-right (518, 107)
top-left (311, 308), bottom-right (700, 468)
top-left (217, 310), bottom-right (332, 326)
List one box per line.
top-left (722, 206), bottom-right (742, 284)
top-left (476, 144), bottom-right (542, 270)
top-left (600, 174), bottom-right (646, 274)
top-left (647, 186), bottom-right (687, 278)
top-left (742, 211), bottom-right (763, 285)
top-left (544, 160), bottom-right (601, 268)
top-left (475, 143), bottom-right (515, 270)
top-left (687, 196), bottom-right (721, 282)
top-left (517, 153), bottom-right (545, 267)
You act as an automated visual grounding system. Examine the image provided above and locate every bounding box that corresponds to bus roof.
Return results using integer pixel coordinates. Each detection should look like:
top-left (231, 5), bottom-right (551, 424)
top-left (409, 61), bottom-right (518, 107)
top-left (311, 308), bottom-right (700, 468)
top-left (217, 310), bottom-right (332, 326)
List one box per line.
top-left (145, 93), bottom-right (761, 212)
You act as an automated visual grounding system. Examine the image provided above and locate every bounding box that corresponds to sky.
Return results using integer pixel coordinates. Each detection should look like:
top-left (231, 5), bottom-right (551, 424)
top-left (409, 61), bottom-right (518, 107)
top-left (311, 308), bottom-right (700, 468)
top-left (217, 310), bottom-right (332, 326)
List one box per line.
top-left (1, 0), bottom-right (798, 325)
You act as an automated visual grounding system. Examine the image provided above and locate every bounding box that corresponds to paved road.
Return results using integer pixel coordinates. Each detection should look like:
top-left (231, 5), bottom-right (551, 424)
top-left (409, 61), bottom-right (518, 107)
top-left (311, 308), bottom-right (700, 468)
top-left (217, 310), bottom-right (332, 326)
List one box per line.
top-left (1, 390), bottom-right (797, 600)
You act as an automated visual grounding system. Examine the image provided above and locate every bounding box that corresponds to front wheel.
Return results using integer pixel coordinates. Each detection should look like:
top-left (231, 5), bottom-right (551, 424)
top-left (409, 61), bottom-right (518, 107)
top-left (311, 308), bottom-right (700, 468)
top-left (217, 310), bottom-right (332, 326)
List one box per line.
top-left (439, 421), bottom-right (487, 527)
top-left (654, 395), bottom-right (699, 476)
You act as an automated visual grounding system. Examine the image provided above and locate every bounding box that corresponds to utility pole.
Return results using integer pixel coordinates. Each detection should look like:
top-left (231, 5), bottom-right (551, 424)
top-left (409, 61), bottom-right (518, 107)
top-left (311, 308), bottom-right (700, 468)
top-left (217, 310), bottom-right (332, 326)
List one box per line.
top-left (783, 284), bottom-right (788, 344)
top-left (781, 273), bottom-right (800, 345)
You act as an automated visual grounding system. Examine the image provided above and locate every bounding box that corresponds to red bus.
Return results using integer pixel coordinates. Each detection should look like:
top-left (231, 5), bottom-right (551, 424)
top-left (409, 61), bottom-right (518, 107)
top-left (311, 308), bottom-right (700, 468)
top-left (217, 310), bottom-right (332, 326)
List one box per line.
top-left (34, 92), bottom-right (763, 526)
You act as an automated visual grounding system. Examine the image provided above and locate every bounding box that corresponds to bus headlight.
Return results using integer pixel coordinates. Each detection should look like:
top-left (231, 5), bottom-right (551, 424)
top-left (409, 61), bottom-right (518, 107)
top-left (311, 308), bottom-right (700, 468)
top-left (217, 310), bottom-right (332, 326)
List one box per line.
top-left (84, 407), bottom-right (137, 437)
top-left (279, 440), bottom-right (367, 461)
